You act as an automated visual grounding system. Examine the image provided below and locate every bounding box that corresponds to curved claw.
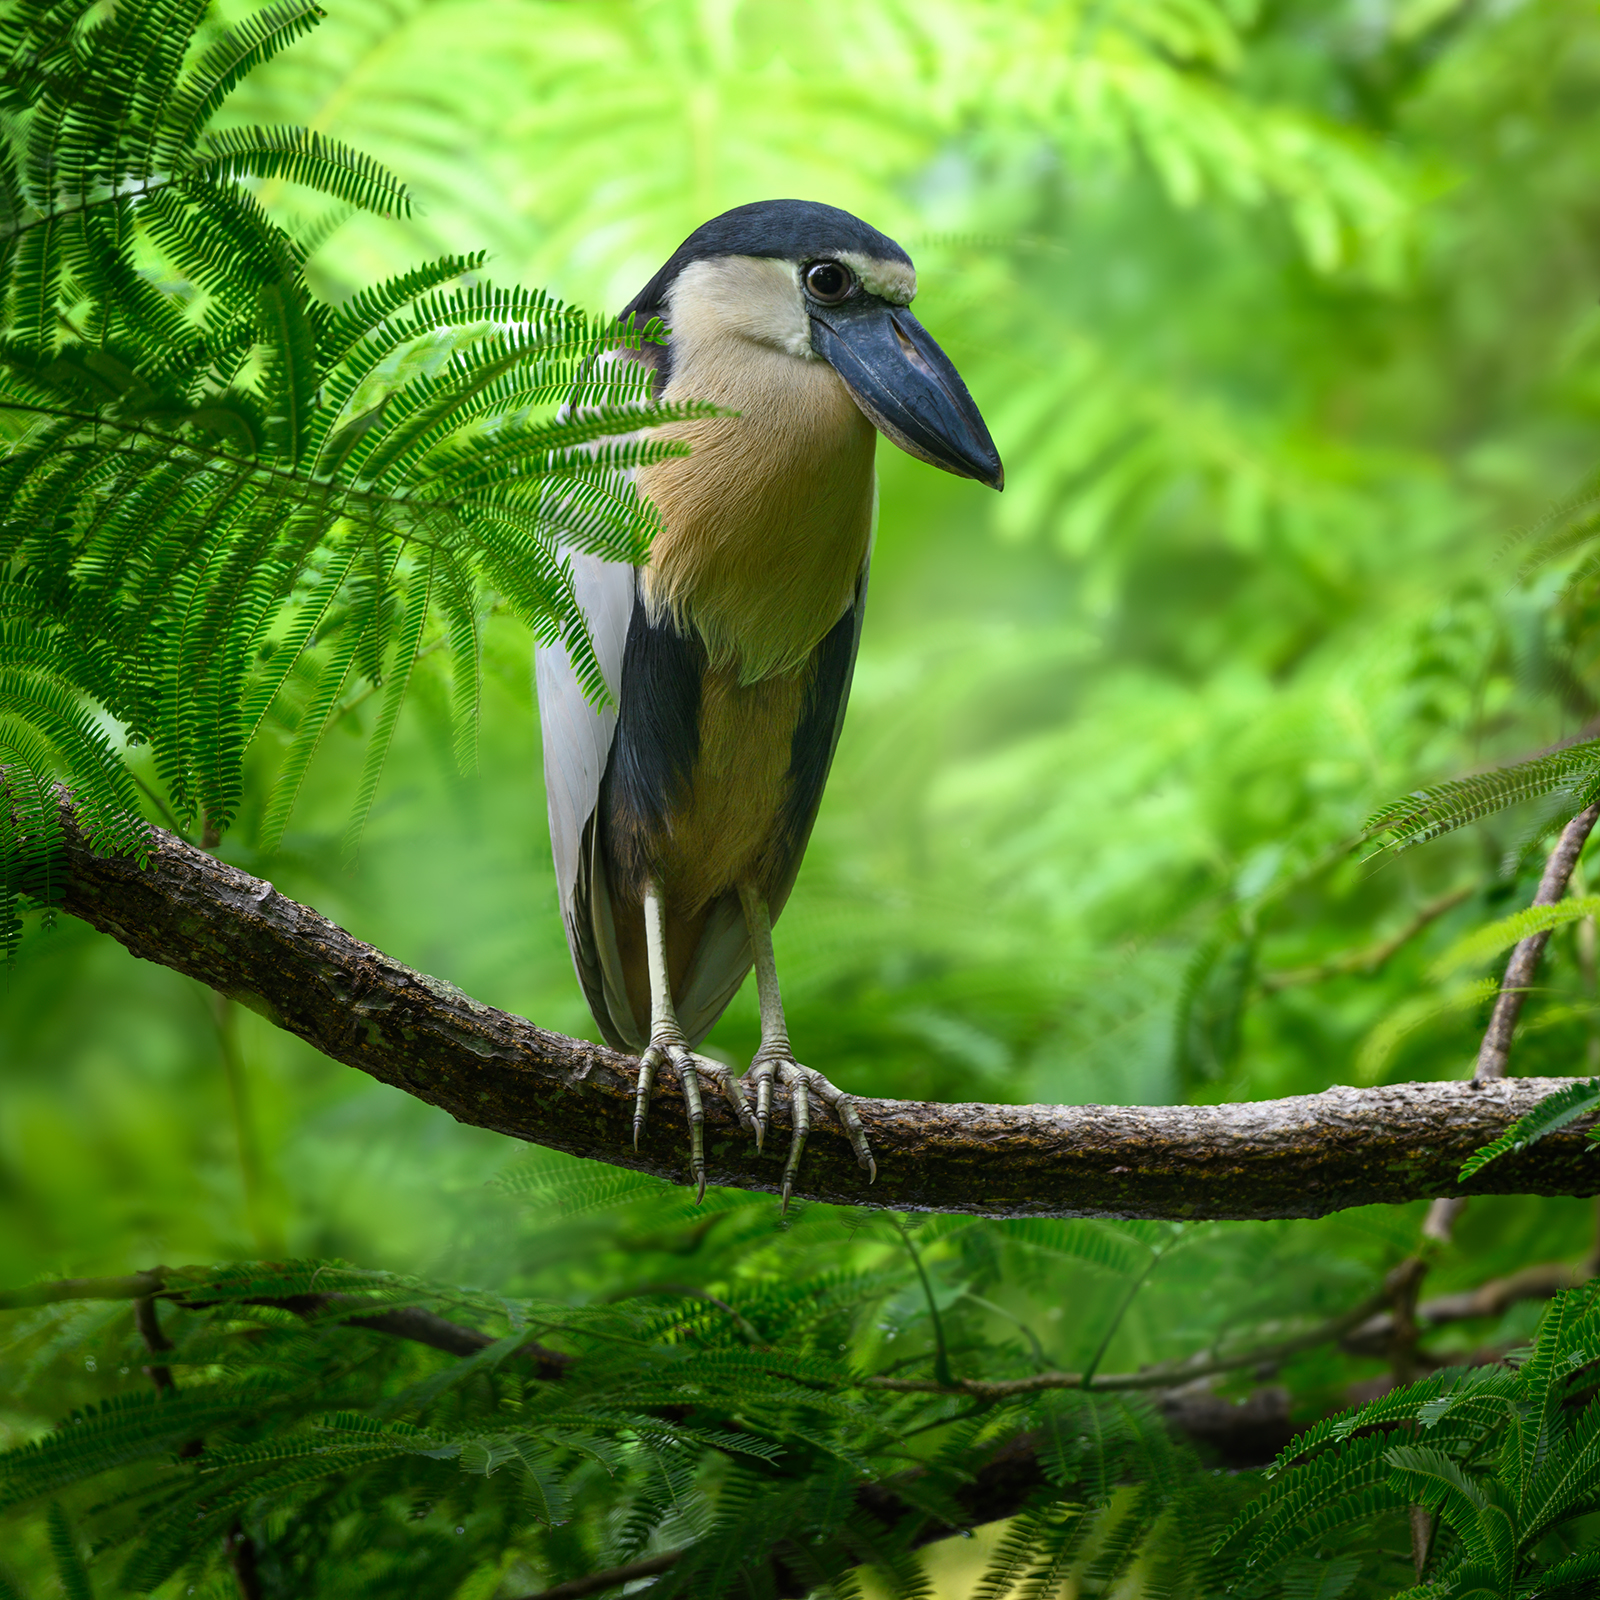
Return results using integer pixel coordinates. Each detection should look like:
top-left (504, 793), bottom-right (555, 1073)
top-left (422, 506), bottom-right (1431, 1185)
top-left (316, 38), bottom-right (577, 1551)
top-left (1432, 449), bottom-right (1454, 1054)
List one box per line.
top-left (747, 1058), bottom-right (774, 1153)
top-left (830, 1095), bottom-right (875, 1178)
top-left (673, 1045), bottom-right (708, 1203)
top-left (711, 1061), bottom-right (757, 1139)
top-left (779, 1071), bottom-right (811, 1215)
top-left (658, 1050), bottom-right (755, 1204)
top-left (757, 1059), bottom-right (875, 1211)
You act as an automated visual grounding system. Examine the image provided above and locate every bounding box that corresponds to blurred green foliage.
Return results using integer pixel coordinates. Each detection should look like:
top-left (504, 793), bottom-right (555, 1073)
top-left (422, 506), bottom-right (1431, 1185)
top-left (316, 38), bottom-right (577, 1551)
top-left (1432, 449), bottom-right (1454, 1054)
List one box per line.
top-left (8, 0), bottom-right (1600, 1593)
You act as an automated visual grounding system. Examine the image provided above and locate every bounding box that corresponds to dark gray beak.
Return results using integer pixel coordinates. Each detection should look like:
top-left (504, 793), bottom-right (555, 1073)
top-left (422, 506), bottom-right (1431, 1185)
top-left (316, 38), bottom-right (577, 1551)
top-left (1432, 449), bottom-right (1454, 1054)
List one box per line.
top-left (810, 303), bottom-right (1004, 491)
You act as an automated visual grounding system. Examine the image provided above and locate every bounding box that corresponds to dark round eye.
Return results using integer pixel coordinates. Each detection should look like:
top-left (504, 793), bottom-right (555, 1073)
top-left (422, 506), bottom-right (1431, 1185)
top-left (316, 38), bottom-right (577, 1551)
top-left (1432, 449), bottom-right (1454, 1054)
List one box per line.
top-left (803, 260), bottom-right (854, 303)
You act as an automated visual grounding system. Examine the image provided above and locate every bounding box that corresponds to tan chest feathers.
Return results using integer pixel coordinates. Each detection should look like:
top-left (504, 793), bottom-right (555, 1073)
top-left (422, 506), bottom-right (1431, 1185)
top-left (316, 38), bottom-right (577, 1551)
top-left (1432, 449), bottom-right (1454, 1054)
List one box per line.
top-left (638, 261), bottom-right (877, 684)
top-left (653, 667), bottom-right (807, 913)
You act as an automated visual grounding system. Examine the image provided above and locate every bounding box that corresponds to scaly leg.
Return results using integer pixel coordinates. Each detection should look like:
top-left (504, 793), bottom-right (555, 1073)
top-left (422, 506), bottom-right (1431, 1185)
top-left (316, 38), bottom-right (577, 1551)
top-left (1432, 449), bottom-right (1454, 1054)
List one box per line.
top-left (634, 878), bottom-right (755, 1201)
top-left (738, 884), bottom-right (875, 1210)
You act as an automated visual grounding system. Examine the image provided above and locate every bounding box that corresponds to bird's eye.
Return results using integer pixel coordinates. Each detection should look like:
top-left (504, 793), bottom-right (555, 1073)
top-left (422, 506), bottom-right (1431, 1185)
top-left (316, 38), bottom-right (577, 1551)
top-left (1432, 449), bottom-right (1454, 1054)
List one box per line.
top-left (803, 261), bottom-right (854, 303)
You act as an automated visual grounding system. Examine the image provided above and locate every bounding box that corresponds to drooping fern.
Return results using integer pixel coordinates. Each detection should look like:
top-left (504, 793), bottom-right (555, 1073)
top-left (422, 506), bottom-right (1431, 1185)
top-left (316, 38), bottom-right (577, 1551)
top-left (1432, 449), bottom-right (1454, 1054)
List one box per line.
top-left (0, 0), bottom-right (705, 955)
top-left (1363, 740), bottom-right (1600, 859)
top-left (1217, 1284), bottom-right (1600, 1596)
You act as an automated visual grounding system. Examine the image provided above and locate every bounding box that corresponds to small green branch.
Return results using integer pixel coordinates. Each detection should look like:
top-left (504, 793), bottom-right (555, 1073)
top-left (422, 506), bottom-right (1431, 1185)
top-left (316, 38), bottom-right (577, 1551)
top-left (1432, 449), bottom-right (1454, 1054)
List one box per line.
top-left (1080, 1247), bottom-right (1162, 1389)
top-left (868, 1274), bottom-right (1395, 1399)
top-left (894, 1218), bottom-right (954, 1387)
top-left (127, 768), bottom-right (189, 839)
top-left (1260, 886), bottom-right (1473, 992)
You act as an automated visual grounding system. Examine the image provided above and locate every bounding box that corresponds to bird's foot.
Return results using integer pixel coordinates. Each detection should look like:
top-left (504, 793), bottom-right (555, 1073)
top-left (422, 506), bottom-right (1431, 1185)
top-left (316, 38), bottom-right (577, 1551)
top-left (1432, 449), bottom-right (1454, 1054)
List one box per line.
top-left (635, 1037), bottom-right (756, 1203)
top-left (745, 1050), bottom-right (875, 1212)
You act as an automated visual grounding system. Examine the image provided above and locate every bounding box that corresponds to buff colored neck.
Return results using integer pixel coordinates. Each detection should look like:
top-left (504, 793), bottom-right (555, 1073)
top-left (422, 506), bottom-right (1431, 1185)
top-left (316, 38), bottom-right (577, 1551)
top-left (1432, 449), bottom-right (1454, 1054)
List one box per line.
top-left (638, 256), bottom-right (876, 685)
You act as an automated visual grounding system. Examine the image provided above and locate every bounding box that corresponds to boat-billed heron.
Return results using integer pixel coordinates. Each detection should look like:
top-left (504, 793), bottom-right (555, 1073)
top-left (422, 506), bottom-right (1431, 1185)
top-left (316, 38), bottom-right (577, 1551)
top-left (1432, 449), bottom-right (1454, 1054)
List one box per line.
top-left (536, 200), bottom-right (1002, 1205)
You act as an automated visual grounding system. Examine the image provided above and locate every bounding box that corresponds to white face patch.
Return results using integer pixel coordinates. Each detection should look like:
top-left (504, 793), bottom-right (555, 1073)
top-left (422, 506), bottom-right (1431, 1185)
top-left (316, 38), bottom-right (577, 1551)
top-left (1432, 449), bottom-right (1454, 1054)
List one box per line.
top-left (662, 251), bottom-right (918, 370)
top-left (837, 251), bottom-right (916, 305)
top-left (665, 256), bottom-right (815, 361)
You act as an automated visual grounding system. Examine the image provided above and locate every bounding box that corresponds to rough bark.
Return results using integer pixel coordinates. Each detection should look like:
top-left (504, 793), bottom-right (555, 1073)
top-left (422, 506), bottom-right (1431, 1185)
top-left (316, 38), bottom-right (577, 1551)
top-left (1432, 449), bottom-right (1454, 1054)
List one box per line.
top-left (31, 796), bottom-right (1600, 1219)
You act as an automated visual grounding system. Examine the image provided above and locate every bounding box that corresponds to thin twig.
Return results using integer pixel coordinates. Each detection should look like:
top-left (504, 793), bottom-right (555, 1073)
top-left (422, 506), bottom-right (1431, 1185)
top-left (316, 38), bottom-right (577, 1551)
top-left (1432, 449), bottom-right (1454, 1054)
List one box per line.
top-left (126, 768), bottom-right (188, 839)
top-left (509, 1551), bottom-right (682, 1600)
top-left (0, 1269), bottom-right (571, 1377)
top-left (132, 1297), bottom-right (202, 1460)
top-left (1080, 1247), bottom-right (1161, 1389)
top-left (866, 1275), bottom-right (1399, 1399)
top-left (1385, 803), bottom-right (1600, 1587)
top-left (1260, 887), bottom-right (1473, 992)
top-left (1477, 802), bottom-right (1600, 1081)
top-left (895, 1220), bottom-right (954, 1387)
top-left (1341, 1256), bottom-right (1592, 1355)
top-left (133, 1295), bottom-right (177, 1396)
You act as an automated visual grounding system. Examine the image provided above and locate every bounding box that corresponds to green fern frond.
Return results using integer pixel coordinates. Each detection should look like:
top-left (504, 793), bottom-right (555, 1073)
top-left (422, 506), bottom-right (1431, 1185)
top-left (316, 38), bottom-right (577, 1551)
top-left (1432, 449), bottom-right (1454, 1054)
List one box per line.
top-left (1518, 1393), bottom-right (1600, 1542)
top-left (1260, 1365), bottom-right (1493, 1475)
top-left (342, 552), bottom-right (432, 863)
top-left (0, 1382), bottom-right (291, 1513)
top-left (1383, 1444), bottom-right (1503, 1568)
top-left (1435, 898), bottom-right (1600, 978)
top-left (1365, 742), bottom-right (1600, 856)
top-left (255, 626), bottom-right (360, 852)
top-left (46, 1503), bottom-right (92, 1600)
top-left (256, 275), bottom-right (318, 467)
top-left (1458, 1079), bottom-right (1600, 1182)
top-left (158, 0), bottom-right (325, 164)
top-left (317, 252), bottom-right (488, 368)
top-left (1529, 1546), bottom-right (1600, 1595)
top-left (195, 126), bottom-right (411, 219)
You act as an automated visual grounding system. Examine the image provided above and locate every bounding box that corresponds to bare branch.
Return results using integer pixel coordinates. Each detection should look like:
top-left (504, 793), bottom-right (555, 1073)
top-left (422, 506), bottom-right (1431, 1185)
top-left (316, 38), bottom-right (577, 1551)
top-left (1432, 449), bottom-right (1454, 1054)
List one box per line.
top-left (0, 1271), bottom-right (167, 1307)
top-left (1260, 886), bottom-right (1473, 992)
top-left (0, 1268), bottom-right (572, 1379)
top-left (1476, 802), bottom-right (1600, 1080)
top-left (513, 1553), bottom-right (682, 1600)
top-left (866, 1259), bottom-right (1423, 1400)
top-left (1342, 1257), bottom-right (1594, 1355)
top-left (22, 791), bottom-right (1600, 1219)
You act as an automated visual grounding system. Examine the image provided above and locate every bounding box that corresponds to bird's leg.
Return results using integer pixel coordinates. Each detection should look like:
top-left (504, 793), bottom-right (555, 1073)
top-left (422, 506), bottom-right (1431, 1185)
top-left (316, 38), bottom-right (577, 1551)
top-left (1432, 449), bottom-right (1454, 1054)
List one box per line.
top-left (738, 884), bottom-right (875, 1210)
top-left (637, 878), bottom-right (754, 1201)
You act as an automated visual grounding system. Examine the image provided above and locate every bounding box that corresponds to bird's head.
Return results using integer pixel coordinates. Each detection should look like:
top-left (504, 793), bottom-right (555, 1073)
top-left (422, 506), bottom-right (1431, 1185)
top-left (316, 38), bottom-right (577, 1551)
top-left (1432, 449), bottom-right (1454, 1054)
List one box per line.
top-left (623, 199), bottom-right (1003, 491)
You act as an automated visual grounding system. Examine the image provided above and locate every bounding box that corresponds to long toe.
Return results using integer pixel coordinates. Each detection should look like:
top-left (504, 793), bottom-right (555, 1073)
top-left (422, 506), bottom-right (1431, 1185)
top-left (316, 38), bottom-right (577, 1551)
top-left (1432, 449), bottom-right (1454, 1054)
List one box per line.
top-left (778, 1060), bottom-right (875, 1198)
top-left (667, 1045), bottom-right (709, 1203)
top-left (809, 1071), bottom-right (875, 1181)
top-left (778, 1065), bottom-right (811, 1215)
top-left (743, 1058), bottom-right (775, 1153)
top-left (693, 1055), bottom-right (756, 1140)
top-left (634, 1046), bottom-right (665, 1150)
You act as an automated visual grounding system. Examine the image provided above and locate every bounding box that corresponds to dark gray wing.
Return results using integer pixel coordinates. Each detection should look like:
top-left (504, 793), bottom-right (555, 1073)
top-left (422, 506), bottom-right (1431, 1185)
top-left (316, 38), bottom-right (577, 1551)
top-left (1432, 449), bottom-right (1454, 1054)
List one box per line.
top-left (674, 558), bottom-right (871, 1046)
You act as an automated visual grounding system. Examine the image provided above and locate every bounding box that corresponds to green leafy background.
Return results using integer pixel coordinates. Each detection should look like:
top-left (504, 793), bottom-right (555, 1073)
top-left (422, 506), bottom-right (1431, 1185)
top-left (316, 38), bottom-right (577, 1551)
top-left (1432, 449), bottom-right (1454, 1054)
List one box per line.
top-left (8, 0), bottom-right (1600, 1593)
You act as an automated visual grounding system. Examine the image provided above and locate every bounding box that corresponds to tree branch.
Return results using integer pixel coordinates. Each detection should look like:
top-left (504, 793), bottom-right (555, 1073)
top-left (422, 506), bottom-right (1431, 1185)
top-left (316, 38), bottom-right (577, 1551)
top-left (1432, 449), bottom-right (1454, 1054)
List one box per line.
top-left (27, 793), bottom-right (1600, 1219)
top-left (1476, 801), bottom-right (1600, 1080)
top-left (516, 1553), bottom-right (682, 1600)
top-left (0, 1268), bottom-right (573, 1378)
top-left (1259, 886), bottom-right (1473, 992)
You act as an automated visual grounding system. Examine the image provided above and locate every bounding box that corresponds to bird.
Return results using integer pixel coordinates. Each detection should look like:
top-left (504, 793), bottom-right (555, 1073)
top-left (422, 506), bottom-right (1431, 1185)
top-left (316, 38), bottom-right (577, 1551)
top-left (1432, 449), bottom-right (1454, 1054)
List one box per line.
top-left (535, 199), bottom-right (1003, 1206)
